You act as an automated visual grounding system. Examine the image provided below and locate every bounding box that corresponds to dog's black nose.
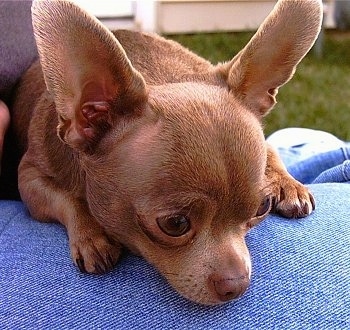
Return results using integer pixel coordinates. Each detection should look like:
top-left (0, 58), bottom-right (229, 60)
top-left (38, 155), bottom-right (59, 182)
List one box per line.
top-left (210, 275), bottom-right (250, 302)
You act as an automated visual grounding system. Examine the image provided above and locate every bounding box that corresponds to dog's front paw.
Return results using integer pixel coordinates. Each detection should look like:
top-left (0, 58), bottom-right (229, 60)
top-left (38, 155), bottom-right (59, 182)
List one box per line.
top-left (70, 232), bottom-right (121, 274)
top-left (271, 176), bottom-right (315, 218)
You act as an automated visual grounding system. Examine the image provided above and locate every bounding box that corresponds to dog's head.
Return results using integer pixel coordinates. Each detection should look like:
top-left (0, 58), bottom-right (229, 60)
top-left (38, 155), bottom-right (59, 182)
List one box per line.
top-left (32, 0), bottom-right (322, 305)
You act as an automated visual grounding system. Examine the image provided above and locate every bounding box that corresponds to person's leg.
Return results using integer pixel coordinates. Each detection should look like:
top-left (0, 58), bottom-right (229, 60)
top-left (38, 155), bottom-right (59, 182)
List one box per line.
top-left (0, 100), bottom-right (10, 173)
top-left (267, 128), bottom-right (350, 184)
top-left (267, 127), bottom-right (346, 167)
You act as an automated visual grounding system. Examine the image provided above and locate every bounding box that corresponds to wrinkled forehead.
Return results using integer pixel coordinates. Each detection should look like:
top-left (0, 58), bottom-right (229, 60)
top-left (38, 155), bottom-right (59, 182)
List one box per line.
top-left (120, 84), bottom-right (268, 212)
top-left (159, 105), bottom-right (267, 201)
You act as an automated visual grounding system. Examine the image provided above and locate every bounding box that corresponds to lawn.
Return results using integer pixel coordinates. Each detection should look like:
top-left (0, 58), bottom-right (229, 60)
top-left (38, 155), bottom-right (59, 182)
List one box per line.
top-left (167, 30), bottom-right (350, 140)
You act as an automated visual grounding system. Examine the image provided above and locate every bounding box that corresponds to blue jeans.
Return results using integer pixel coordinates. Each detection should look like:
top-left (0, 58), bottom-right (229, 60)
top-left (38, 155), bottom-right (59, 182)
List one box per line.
top-left (267, 128), bottom-right (350, 184)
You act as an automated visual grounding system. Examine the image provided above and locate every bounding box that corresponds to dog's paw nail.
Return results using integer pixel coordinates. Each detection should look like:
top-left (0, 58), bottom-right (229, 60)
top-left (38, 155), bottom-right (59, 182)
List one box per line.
top-left (272, 178), bottom-right (315, 219)
top-left (76, 258), bottom-right (87, 273)
top-left (274, 197), bottom-right (315, 218)
top-left (302, 204), bottom-right (309, 216)
top-left (299, 195), bottom-right (316, 217)
top-left (106, 253), bottom-right (117, 270)
top-left (93, 263), bottom-right (105, 275)
top-left (310, 194), bottom-right (316, 210)
top-left (71, 234), bottom-right (121, 275)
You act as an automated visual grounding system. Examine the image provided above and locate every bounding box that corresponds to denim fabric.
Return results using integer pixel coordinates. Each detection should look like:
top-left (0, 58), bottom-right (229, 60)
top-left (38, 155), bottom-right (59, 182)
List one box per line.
top-left (1, 184), bottom-right (349, 329)
top-left (288, 150), bottom-right (350, 184)
top-left (267, 128), bottom-right (350, 184)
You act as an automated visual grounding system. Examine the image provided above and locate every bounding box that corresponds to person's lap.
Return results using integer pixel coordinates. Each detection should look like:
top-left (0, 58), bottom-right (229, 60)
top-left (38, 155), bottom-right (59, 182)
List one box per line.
top-left (1, 182), bottom-right (349, 329)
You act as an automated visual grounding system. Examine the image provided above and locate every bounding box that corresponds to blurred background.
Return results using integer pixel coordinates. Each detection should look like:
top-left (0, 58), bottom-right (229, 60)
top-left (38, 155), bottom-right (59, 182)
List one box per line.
top-left (72, 0), bottom-right (350, 140)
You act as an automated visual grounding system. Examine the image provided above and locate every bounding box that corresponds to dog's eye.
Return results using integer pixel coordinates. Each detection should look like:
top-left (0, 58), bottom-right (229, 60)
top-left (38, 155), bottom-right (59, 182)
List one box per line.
top-left (255, 196), bottom-right (271, 217)
top-left (157, 215), bottom-right (191, 237)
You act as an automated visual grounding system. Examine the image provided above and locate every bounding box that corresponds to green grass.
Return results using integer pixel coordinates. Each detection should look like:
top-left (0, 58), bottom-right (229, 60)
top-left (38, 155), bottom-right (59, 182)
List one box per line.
top-left (167, 31), bottom-right (350, 140)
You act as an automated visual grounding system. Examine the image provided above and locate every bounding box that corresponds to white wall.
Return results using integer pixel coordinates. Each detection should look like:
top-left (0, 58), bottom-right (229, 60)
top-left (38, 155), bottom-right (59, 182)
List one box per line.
top-left (71, 0), bottom-right (134, 18)
top-left (70, 0), bottom-right (336, 33)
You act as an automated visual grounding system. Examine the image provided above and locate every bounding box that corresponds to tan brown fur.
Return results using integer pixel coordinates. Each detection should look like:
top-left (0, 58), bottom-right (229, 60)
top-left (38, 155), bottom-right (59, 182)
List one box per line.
top-left (10, 0), bottom-right (322, 305)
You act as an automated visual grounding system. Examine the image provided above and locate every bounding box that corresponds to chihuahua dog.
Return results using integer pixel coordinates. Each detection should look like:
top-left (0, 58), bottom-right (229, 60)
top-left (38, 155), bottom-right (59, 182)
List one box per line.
top-left (8, 0), bottom-right (322, 305)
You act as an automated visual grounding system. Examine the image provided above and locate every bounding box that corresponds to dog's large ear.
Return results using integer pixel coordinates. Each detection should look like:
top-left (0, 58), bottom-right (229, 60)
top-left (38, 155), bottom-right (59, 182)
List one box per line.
top-left (219, 0), bottom-right (322, 117)
top-left (31, 0), bottom-right (147, 151)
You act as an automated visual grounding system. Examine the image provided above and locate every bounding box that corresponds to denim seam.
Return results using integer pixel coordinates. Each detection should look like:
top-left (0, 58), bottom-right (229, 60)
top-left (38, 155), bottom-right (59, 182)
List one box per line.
top-left (342, 160), bottom-right (350, 181)
top-left (341, 146), bottom-right (350, 160)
